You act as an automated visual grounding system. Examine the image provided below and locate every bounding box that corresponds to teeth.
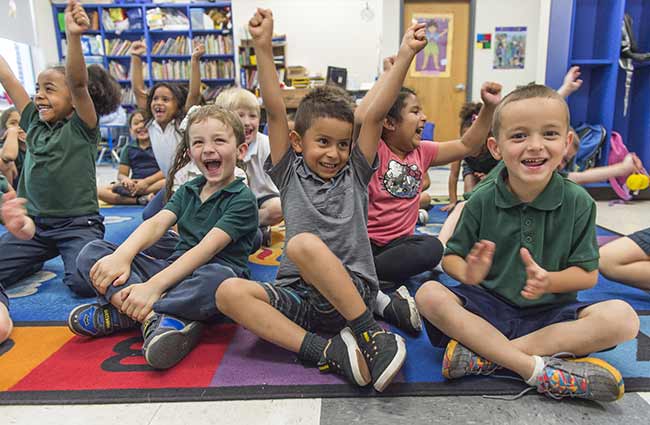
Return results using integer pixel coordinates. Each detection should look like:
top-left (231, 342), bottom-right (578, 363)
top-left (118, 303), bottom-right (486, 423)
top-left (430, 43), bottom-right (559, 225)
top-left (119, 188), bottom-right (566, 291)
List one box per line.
top-left (522, 159), bottom-right (545, 165)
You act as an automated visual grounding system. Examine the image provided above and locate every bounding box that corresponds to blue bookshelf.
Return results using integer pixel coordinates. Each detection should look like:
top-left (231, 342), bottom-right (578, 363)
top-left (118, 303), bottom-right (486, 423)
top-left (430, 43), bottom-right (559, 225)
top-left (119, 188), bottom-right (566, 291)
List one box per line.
top-left (51, 2), bottom-right (236, 106)
top-left (546, 0), bottom-right (650, 173)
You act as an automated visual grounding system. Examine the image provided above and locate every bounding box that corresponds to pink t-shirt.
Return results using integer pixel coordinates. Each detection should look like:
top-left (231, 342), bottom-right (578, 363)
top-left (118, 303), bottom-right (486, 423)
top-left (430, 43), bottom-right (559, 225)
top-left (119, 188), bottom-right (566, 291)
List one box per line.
top-left (368, 140), bottom-right (439, 246)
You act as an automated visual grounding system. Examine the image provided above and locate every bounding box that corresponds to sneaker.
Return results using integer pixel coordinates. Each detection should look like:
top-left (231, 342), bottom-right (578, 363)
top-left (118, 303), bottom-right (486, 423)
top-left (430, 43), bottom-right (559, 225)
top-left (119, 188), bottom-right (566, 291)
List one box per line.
top-left (142, 314), bottom-right (203, 370)
top-left (442, 340), bottom-right (498, 379)
top-left (357, 329), bottom-right (406, 392)
top-left (382, 286), bottom-right (422, 335)
top-left (318, 327), bottom-right (371, 387)
top-left (536, 356), bottom-right (624, 402)
top-left (417, 209), bottom-right (429, 225)
top-left (136, 195), bottom-right (150, 206)
top-left (68, 303), bottom-right (137, 337)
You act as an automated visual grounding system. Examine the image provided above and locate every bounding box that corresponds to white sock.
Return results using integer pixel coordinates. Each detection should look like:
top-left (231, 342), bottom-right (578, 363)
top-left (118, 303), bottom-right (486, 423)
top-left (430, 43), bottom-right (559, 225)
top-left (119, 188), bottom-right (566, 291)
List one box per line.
top-left (525, 355), bottom-right (545, 386)
top-left (375, 291), bottom-right (392, 316)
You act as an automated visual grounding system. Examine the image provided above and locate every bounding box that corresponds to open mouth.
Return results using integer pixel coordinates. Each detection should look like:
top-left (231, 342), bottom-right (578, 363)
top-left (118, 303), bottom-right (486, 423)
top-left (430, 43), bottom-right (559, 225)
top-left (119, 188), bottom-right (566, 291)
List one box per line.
top-left (135, 128), bottom-right (148, 137)
top-left (37, 104), bottom-right (52, 114)
top-left (153, 106), bottom-right (166, 118)
top-left (521, 158), bottom-right (548, 169)
top-left (319, 162), bottom-right (338, 171)
top-left (244, 127), bottom-right (255, 138)
top-left (204, 158), bottom-right (222, 174)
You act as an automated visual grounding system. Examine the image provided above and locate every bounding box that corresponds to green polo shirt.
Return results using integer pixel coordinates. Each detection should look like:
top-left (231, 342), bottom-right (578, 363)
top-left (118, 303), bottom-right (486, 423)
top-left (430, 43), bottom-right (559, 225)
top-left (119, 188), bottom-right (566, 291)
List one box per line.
top-left (446, 167), bottom-right (599, 308)
top-left (18, 102), bottom-right (99, 217)
top-left (0, 174), bottom-right (7, 193)
top-left (164, 176), bottom-right (259, 277)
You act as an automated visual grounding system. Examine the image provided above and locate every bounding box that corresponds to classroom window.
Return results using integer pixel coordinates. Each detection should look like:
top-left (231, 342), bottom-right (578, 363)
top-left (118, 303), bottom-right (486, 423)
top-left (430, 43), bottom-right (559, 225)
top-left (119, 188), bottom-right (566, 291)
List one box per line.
top-left (0, 37), bottom-right (36, 105)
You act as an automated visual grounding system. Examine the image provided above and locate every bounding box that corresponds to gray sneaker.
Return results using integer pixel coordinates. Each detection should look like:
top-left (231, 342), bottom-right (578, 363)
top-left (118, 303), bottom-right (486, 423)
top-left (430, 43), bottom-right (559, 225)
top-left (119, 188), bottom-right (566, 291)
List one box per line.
top-left (442, 340), bottom-right (498, 379)
top-left (142, 314), bottom-right (203, 370)
top-left (357, 329), bottom-right (406, 392)
top-left (382, 286), bottom-right (422, 335)
top-left (318, 327), bottom-right (371, 387)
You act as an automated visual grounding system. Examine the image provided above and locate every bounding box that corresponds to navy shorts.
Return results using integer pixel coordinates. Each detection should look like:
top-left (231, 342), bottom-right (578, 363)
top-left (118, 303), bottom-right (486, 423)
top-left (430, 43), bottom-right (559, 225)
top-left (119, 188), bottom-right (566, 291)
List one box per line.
top-left (629, 227), bottom-right (650, 256)
top-left (424, 283), bottom-right (594, 348)
top-left (259, 271), bottom-right (377, 333)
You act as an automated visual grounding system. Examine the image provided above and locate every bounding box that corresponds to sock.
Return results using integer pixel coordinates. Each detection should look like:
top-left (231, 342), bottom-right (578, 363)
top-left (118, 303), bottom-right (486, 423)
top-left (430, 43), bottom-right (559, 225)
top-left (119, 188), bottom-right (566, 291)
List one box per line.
top-left (298, 332), bottom-right (328, 365)
top-left (348, 308), bottom-right (382, 339)
top-left (525, 355), bottom-right (545, 386)
top-left (374, 291), bottom-right (391, 317)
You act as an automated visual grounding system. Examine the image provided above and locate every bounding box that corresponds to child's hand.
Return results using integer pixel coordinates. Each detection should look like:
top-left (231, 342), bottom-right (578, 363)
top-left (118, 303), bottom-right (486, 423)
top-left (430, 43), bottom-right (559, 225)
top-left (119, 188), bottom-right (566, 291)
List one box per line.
top-left (191, 42), bottom-right (206, 61)
top-left (132, 180), bottom-right (149, 196)
top-left (89, 253), bottom-right (131, 295)
top-left (1, 192), bottom-right (33, 240)
top-left (64, 0), bottom-right (90, 36)
top-left (400, 22), bottom-right (428, 56)
top-left (119, 282), bottom-right (163, 322)
top-left (382, 56), bottom-right (396, 72)
top-left (440, 201), bottom-right (457, 212)
top-left (520, 248), bottom-right (550, 300)
top-left (130, 40), bottom-right (147, 57)
top-left (561, 66), bottom-right (582, 96)
top-left (621, 153), bottom-right (643, 175)
top-left (121, 177), bottom-right (135, 192)
top-left (473, 171), bottom-right (487, 181)
top-left (464, 240), bottom-right (495, 285)
top-left (248, 8), bottom-right (274, 46)
top-left (480, 82), bottom-right (503, 107)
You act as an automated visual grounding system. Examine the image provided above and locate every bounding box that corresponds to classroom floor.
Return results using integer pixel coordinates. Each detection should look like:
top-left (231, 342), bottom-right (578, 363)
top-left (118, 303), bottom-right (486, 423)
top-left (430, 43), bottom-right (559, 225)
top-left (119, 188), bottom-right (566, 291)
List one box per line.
top-left (2, 165), bottom-right (650, 425)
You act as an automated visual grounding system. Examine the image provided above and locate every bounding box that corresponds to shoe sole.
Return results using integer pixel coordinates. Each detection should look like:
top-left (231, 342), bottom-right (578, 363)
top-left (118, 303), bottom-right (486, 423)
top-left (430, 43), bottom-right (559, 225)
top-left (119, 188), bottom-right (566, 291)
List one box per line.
top-left (373, 334), bottom-right (407, 392)
top-left (441, 339), bottom-right (458, 379)
top-left (144, 321), bottom-right (203, 370)
top-left (341, 328), bottom-right (372, 386)
top-left (570, 357), bottom-right (625, 401)
top-left (396, 286), bottom-right (422, 333)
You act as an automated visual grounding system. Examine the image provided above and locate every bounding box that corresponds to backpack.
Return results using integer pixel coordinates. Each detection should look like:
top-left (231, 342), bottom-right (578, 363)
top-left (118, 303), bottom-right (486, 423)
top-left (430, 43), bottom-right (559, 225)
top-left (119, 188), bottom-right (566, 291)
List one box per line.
top-left (608, 131), bottom-right (648, 200)
top-left (571, 123), bottom-right (607, 172)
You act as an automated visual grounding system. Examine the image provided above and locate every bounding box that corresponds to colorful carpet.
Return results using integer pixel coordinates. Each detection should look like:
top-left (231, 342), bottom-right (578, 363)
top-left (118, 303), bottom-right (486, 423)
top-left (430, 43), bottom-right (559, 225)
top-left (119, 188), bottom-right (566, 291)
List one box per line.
top-left (1, 205), bottom-right (650, 405)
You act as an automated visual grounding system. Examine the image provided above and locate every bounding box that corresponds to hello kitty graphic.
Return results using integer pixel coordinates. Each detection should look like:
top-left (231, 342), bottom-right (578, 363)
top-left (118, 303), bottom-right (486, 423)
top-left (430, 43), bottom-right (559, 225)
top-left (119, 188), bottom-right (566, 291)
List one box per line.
top-left (381, 159), bottom-right (422, 199)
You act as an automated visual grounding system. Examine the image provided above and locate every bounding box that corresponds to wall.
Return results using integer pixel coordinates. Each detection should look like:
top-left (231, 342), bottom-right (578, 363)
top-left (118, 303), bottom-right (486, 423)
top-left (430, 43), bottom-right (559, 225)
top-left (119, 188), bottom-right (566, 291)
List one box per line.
top-left (470, 0), bottom-right (551, 99)
top-left (0, 0), bottom-right (36, 46)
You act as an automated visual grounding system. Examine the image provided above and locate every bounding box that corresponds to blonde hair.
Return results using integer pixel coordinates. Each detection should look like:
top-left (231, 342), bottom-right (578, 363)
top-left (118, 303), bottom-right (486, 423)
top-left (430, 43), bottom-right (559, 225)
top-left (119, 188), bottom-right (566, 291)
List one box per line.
top-left (214, 87), bottom-right (260, 116)
top-left (492, 84), bottom-right (569, 139)
top-left (165, 105), bottom-right (245, 200)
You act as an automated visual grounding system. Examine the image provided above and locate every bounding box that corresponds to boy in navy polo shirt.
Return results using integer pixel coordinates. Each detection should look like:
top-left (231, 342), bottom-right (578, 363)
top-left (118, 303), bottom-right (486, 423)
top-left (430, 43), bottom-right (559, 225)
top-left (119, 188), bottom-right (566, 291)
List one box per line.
top-left (415, 84), bottom-right (639, 402)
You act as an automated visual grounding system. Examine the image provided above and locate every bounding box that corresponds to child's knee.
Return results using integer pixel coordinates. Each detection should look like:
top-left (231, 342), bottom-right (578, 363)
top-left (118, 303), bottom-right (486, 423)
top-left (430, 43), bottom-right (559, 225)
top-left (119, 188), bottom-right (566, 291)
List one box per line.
top-left (285, 232), bottom-right (323, 261)
top-left (607, 300), bottom-right (640, 340)
top-left (216, 277), bottom-right (248, 312)
top-left (415, 281), bottom-right (449, 314)
top-left (0, 303), bottom-right (13, 344)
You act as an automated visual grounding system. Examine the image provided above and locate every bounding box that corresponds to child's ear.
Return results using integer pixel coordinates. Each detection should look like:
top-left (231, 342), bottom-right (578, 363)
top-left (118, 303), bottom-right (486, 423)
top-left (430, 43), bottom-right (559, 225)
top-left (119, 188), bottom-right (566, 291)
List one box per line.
top-left (486, 136), bottom-right (502, 160)
top-left (289, 130), bottom-right (303, 153)
top-left (565, 129), bottom-right (574, 151)
top-left (383, 117), bottom-right (396, 132)
top-left (237, 142), bottom-right (249, 161)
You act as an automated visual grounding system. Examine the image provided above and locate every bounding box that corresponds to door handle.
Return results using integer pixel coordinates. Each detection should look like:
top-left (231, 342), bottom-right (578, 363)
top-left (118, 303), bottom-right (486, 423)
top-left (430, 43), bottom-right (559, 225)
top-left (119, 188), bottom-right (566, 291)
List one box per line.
top-left (455, 83), bottom-right (466, 91)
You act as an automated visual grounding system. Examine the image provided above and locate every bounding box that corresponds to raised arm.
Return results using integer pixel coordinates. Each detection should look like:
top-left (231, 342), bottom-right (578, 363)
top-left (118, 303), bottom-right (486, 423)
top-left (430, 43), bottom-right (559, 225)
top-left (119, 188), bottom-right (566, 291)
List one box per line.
top-left (352, 56), bottom-right (395, 141)
top-left (0, 56), bottom-right (30, 113)
top-left (129, 40), bottom-right (148, 110)
top-left (185, 42), bottom-right (205, 111)
top-left (557, 66), bottom-right (582, 98)
top-left (357, 22), bottom-right (427, 164)
top-left (64, 0), bottom-right (97, 129)
top-left (249, 9), bottom-right (289, 165)
top-left (433, 82), bottom-right (502, 166)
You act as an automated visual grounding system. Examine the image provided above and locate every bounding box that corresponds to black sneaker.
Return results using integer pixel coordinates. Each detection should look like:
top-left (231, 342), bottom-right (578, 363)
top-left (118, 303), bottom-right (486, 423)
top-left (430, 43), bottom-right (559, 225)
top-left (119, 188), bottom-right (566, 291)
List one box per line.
top-left (318, 327), bottom-right (371, 387)
top-left (357, 329), bottom-right (406, 392)
top-left (67, 303), bottom-right (137, 337)
top-left (382, 286), bottom-right (422, 335)
top-left (142, 314), bottom-right (203, 370)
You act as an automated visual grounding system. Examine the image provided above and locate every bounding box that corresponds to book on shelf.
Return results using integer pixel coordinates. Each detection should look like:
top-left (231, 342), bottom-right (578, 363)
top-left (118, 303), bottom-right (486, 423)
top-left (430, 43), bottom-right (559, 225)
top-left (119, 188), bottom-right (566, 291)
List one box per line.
top-left (146, 7), bottom-right (189, 31)
top-left (151, 36), bottom-right (189, 55)
top-left (193, 35), bottom-right (233, 55)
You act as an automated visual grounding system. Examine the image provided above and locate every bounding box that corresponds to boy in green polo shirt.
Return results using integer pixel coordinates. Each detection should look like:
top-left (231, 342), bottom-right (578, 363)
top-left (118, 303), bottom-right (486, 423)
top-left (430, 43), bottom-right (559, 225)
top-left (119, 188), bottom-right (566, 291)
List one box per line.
top-left (68, 105), bottom-right (258, 370)
top-left (415, 84), bottom-right (640, 402)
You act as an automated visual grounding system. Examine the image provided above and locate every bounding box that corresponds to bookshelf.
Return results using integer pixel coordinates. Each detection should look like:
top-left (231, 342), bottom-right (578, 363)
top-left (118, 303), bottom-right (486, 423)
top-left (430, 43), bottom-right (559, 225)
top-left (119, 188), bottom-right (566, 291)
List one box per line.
top-left (52, 2), bottom-right (236, 107)
top-left (238, 36), bottom-right (287, 92)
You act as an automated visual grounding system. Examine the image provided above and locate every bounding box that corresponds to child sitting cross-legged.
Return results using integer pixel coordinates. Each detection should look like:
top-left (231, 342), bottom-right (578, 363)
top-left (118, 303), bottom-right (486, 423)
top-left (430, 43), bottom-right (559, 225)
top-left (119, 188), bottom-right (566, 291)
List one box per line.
top-left (68, 105), bottom-right (258, 370)
top-left (415, 84), bottom-right (640, 402)
top-left (215, 9), bottom-right (429, 392)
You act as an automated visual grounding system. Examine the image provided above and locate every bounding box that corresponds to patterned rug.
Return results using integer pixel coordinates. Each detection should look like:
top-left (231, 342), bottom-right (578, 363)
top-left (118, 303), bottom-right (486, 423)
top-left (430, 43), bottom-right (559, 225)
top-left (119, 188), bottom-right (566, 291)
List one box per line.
top-left (1, 205), bottom-right (649, 405)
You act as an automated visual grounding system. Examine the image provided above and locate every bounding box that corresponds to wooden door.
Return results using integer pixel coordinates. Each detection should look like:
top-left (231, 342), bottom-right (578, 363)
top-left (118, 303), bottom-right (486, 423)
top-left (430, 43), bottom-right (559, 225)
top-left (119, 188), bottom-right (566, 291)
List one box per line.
top-left (403, 0), bottom-right (470, 141)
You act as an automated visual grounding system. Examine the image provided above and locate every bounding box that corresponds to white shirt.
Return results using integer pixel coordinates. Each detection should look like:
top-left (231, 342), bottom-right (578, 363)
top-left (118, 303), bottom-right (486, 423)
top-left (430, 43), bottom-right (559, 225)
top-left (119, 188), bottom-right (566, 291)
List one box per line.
top-left (147, 120), bottom-right (182, 177)
top-left (244, 132), bottom-right (280, 200)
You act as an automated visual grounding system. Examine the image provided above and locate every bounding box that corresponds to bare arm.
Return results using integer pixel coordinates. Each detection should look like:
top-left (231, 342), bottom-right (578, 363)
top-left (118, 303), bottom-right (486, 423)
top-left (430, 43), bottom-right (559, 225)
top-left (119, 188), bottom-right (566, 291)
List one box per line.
top-left (353, 56), bottom-right (394, 141)
top-left (129, 41), bottom-right (148, 110)
top-left (447, 160), bottom-right (461, 204)
top-left (185, 42), bottom-right (205, 112)
top-left (0, 56), bottom-right (30, 113)
top-left (0, 127), bottom-right (20, 162)
top-left (557, 66), bottom-right (582, 98)
top-left (568, 155), bottom-right (641, 185)
top-left (547, 267), bottom-right (598, 292)
top-left (65, 1), bottom-right (97, 129)
top-left (357, 23), bottom-right (427, 164)
top-left (116, 164), bottom-right (131, 181)
top-left (249, 9), bottom-right (289, 165)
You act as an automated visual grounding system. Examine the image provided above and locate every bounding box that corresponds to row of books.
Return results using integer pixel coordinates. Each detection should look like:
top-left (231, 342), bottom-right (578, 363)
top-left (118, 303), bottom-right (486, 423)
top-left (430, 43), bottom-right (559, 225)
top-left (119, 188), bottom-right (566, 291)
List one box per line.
top-left (61, 36), bottom-right (104, 56)
top-left (193, 35), bottom-right (233, 55)
top-left (151, 60), bottom-right (234, 80)
top-left (146, 8), bottom-right (189, 31)
top-left (109, 61), bottom-right (148, 81)
top-left (104, 38), bottom-right (139, 57)
top-left (151, 36), bottom-right (189, 56)
top-left (240, 68), bottom-right (285, 90)
top-left (120, 87), bottom-right (135, 106)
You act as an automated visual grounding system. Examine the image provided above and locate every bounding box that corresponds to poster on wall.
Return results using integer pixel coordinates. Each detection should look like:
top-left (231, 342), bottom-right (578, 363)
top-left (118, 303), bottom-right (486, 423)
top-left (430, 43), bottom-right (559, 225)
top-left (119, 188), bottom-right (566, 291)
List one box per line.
top-left (410, 13), bottom-right (453, 78)
top-left (493, 26), bottom-right (526, 69)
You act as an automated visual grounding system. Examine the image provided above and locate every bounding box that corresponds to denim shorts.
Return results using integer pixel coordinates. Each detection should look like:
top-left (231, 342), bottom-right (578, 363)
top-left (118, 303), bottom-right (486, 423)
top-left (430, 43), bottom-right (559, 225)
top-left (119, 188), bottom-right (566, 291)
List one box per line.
top-left (424, 283), bottom-right (593, 348)
top-left (629, 227), bottom-right (650, 256)
top-left (259, 271), bottom-right (377, 333)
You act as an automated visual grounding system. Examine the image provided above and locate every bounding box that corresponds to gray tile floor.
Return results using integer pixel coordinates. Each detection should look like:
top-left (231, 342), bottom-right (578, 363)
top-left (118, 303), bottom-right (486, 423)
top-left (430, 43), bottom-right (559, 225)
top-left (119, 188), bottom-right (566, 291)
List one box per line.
top-left (2, 165), bottom-right (649, 424)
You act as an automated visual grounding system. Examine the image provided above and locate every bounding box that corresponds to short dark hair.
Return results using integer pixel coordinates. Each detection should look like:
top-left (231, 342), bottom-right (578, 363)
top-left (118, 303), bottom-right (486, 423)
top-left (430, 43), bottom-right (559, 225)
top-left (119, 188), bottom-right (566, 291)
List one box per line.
top-left (294, 85), bottom-right (355, 137)
top-left (86, 65), bottom-right (121, 116)
top-left (386, 87), bottom-right (417, 124)
top-left (492, 83), bottom-right (569, 139)
top-left (0, 106), bottom-right (17, 131)
top-left (459, 102), bottom-right (482, 133)
top-left (128, 109), bottom-right (147, 128)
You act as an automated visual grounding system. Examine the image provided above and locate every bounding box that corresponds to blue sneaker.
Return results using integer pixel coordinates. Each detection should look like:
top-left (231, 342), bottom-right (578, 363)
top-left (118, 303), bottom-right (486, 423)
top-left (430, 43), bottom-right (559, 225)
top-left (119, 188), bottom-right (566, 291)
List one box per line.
top-left (142, 314), bottom-right (203, 370)
top-left (67, 303), bottom-right (137, 337)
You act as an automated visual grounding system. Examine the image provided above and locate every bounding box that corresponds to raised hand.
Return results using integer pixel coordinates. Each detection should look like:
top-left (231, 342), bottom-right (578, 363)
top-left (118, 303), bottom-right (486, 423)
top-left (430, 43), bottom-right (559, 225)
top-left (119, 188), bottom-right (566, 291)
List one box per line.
top-left (520, 247), bottom-right (550, 300)
top-left (561, 66), bottom-right (583, 96)
top-left (464, 240), bottom-right (495, 285)
top-left (400, 22), bottom-right (428, 56)
top-left (65, 0), bottom-right (90, 36)
top-left (248, 8), bottom-right (274, 46)
top-left (191, 42), bottom-right (206, 60)
top-left (130, 40), bottom-right (147, 57)
top-left (480, 82), bottom-right (503, 107)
